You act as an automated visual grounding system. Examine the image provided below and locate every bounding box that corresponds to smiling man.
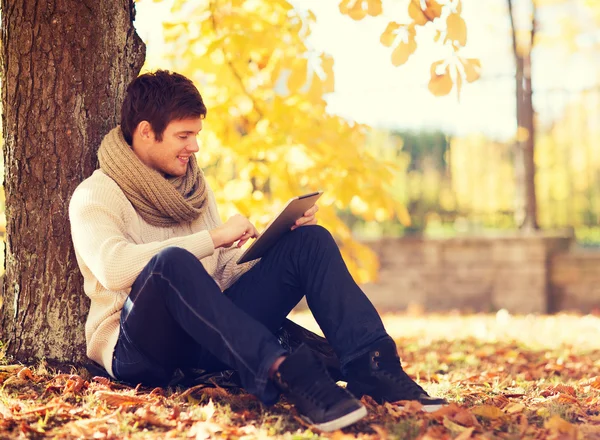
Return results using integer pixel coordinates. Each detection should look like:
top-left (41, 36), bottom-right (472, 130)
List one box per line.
top-left (69, 70), bottom-right (446, 432)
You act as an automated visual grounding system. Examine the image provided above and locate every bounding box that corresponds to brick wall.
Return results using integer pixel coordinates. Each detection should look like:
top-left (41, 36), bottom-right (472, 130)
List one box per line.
top-left (358, 233), bottom-right (598, 314)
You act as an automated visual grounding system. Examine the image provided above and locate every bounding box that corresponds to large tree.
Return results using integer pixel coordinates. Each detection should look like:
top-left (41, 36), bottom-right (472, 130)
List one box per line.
top-left (0, 0), bottom-right (145, 363)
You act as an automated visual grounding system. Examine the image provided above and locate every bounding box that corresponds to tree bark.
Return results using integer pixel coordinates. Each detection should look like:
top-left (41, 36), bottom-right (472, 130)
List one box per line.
top-left (508, 0), bottom-right (539, 230)
top-left (0, 0), bottom-right (145, 363)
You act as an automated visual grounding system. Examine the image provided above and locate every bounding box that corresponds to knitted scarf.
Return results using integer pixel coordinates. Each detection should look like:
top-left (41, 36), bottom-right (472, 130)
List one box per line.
top-left (97, 126), bottom-right (208, 227)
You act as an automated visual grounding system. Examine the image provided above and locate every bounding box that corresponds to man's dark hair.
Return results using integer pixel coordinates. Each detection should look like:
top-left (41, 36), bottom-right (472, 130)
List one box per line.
top-left (120, 70), bottom-right (207, 145)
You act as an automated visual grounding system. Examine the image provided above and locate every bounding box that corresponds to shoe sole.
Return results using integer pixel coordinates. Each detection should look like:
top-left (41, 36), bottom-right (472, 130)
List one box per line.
top-left (421, 403), bottom-right (445, 413)
top-left (308, 405), bottom-right (368, 432)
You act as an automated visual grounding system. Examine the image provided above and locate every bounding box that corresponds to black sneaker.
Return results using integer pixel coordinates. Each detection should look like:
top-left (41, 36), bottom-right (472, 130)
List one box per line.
top-left (345, 339), bottom-right (448, 412)
top-left (273, 344), bottom-right (367, 432)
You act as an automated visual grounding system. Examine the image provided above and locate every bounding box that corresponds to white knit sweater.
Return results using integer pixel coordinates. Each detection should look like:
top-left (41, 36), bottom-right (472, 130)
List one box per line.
top-left (69, 169), bottom-right (255, 377)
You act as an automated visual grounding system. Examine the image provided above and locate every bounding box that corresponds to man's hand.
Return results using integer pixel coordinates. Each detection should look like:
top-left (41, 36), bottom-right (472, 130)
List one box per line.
top-left (291, 204), bottom-right (319, 231)
top-left (210, 214), bottom-right (259, 249)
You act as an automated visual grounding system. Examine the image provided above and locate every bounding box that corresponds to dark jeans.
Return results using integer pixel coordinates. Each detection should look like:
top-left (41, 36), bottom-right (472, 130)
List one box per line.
top-left (112, 225), bottom-right (391, 404)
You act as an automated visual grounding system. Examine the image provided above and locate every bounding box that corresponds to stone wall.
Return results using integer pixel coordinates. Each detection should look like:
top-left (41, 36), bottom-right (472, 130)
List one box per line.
top-left (358, 233), bottom-right (599, 314)
top-left (550, 251), bottom-right (600, 313)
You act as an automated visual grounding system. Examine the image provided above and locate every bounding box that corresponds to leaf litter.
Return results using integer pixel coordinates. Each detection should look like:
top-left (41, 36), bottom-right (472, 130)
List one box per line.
top-left (0, 311), bottom-right (599, 439)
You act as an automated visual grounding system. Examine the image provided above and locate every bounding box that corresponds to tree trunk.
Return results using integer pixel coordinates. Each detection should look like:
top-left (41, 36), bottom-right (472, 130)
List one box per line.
top-left (0, 0), bottom-right (145, 363)
top-left (508, 0), bottom-right (539, 230)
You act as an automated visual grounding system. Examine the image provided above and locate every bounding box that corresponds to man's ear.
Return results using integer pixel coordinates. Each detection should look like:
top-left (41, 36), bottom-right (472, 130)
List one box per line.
top-left (137, 121), bottom-right (155, 142)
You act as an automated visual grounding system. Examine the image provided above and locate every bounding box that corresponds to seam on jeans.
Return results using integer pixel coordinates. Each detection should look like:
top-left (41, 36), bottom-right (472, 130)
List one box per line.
top-left (154, 272), bottom-right (261, 378)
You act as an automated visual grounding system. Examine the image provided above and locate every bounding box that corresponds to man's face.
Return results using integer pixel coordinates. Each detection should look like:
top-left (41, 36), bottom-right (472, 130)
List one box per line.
top-left (134, 117), bottom-right (203, 177)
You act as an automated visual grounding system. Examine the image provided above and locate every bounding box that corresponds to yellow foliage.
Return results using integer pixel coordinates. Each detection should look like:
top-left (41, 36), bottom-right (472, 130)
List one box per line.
top-left (428, 62), bottom-right (453, 97)
top-left (339, 0), bottom-right (382, 21)
top-left (151, 0), bottom-right (404, 281)
top-left (390, 25), bottom-right (417, 67)
top-left (344, 0), bottom-right (479, 98)
top-left (445, 13), bottom-right (467, 47)
top-left (460, 58), bottom-right (481, 83)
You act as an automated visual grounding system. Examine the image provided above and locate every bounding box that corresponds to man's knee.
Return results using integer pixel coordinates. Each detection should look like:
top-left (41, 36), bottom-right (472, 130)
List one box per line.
top-left (149, 246), bottom-right (207, 276)
top-left (156, 246), bottom-right (196, 262)
top-left (293, 225), bottom-right (335, 246)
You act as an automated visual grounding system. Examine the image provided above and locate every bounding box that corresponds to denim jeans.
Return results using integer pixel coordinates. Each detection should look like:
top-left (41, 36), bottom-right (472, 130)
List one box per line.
top-left (112, 225), bottom-right (391, 404)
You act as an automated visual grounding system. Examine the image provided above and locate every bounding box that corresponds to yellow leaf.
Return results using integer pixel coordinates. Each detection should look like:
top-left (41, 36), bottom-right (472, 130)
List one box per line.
top-left (455, 68), bottom-right (462, 100)
top-left (380, 22), bottom-right (401, 47)
top-left (391, 40), bottom-right (416, 66)
top-left (446, 13), bottom-right (467, 46)
top-left (428, 63), bottom-right (453, 96)
top-left (339, 0), bottom-right (350, 14)
top-left (391, 30), bottom-right (417, 66)
top-left (367, 0), bottom-right (382, 16)
top-left (544, 415), bottom-right (578, 436)
top-left (321, 54), bottom-right (335, 93)
top-left (408, 0), bottom-right (428, 25)
top-left (504, 402), bottom-right (525, 414)
top-left (424, 0), bottom-right (443, 20)
top-left (223, 179), bottom-right (253, 201)
top-left (455, 427), bottom-right (475, 440)
top-left (287, 58), bottom-right (308, 93)
top-left (461, 58), bottom-right (481, 83)
top-left (349, 1), bottom-right (368, 20)
top-left (471, 405), bottom-right (504, 420)
top-left (443, 416), bottom-right (471, 433)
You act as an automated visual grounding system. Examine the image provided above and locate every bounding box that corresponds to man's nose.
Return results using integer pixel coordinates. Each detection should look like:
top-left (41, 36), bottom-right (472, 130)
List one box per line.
top-left (188, 137), bottom-right (199, 153)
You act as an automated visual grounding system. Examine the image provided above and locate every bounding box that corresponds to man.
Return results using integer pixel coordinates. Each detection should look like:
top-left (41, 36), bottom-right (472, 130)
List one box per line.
top-left (69, 70), bottom-right (446, 432)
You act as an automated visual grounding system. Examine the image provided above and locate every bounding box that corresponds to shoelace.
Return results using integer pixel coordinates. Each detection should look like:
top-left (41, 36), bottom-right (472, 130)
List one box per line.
top-left (375, 355), bottom-right (427, 399)
top-left (294, 362), bottom-right (350, 410)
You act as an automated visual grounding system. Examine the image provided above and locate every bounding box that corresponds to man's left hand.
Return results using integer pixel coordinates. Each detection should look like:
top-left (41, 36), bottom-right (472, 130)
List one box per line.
top-left (291, 204), bottom-right (319, 230)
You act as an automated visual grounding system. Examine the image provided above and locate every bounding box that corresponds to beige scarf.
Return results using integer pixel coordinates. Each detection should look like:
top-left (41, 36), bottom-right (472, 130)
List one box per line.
top-left (97, 126), bottom-right (208, 227)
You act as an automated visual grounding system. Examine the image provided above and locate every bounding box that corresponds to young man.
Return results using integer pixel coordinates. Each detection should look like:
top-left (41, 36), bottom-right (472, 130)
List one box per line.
top-left (69, 70), bottom-right (446, 432)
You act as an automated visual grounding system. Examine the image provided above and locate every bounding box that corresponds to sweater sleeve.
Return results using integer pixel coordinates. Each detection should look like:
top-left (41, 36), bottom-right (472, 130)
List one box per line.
top-left (200, 185), bottom-right (259, 290)
top-left (69, 178), bottom-right (215, 291)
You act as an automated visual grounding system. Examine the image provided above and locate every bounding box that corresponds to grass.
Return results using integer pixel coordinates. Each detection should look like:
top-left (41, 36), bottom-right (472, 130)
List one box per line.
top-left (1, 310), bottom-right (599, 439)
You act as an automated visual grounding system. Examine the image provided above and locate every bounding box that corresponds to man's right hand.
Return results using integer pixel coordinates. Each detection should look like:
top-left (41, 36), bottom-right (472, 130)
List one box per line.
top-left (210, 214), bottom-right (259, 249)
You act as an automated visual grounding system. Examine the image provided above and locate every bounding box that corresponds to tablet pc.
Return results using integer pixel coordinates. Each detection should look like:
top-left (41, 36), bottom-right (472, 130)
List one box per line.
top-left (236, 191), bottom-right (324, 264)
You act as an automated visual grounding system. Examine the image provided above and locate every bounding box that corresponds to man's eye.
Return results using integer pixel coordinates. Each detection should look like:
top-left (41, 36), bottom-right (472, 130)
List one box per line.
top-left (178, 135), bottom-right (188, 140)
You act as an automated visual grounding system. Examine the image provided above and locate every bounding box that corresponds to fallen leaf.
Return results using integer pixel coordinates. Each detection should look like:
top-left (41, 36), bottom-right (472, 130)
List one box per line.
top-left (16, 367), bottom-right (34, 382)
top-left (443, 416), bottom-right (471, 433)
top-left (545, 415), bottom-right (578, 437)
top-left (94, 390), bottom-right (151, 407)
top-left (504, 402), bottom-right (525, 414)
top-left (455, 426), bottom-right (475, 440)
top-left (470, 405), bottom-right (504, 420)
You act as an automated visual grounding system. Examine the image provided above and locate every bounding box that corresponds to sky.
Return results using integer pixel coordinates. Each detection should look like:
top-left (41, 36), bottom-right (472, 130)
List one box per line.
top-left (134, 0), bottom-right (600, 141)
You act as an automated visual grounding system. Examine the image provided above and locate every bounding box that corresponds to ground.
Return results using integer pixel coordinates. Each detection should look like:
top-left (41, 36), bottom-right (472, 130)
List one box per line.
top-left (0, 311), bottom-right (599, 439)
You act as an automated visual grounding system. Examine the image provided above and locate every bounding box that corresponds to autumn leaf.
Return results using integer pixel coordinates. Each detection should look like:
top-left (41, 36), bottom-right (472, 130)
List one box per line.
top-left (460, 58), bottom-right (481, 83)
top-left (368, 0), bottom-right (382, 16)
top-left (408, 0), bottom-right (428, 25)
top-left (446, 13), bottom-right (467, 46)
top-left (94, 391), bottom-right (152, 407)
top-left (321, 54), bottom-right (335, 93)
top-left (339, 0), bottom-right (382, 20)
top-left (423, 0), bottom-right (443, 20)
top-left (471, 404), bottom-right (505, 420)
top-left (428, 62), bottom-right (453, 96)
top-left (380, 22), bottom-right (401, 47)
top-left (545, 415), bottom-right (579, 436)
top-left (287, 58), bottom-right (308, 94)
top-left (408, 0), bottom-right (442, 24)
top-left (390, 26), bottom-right (417, 66)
